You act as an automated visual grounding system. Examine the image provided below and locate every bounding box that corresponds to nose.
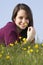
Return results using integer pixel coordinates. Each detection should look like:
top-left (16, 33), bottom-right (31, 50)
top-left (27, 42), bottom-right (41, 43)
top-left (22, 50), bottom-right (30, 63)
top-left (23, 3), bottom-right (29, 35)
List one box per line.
top-left (22, 18), bottom-right (26, 23)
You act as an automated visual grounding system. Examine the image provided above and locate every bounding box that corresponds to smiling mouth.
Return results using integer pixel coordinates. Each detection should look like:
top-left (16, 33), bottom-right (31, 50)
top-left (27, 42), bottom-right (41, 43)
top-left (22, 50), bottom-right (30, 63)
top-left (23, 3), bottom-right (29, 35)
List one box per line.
top-left (21, 24), bottom-right (25, 26)
top-left (21, 25), bottom-right (26, 28)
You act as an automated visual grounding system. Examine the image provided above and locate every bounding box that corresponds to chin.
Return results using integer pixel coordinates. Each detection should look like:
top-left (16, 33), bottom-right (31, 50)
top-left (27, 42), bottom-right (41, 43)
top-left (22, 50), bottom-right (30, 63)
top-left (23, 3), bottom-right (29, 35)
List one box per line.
top-left (20, 27), bottom-right (26, 29)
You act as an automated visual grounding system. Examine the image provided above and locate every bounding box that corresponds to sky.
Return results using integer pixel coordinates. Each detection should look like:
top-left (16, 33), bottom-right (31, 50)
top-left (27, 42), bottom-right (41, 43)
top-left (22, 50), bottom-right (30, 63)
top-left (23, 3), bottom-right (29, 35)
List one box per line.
top-left (0, 0), bottom-right (43, 43)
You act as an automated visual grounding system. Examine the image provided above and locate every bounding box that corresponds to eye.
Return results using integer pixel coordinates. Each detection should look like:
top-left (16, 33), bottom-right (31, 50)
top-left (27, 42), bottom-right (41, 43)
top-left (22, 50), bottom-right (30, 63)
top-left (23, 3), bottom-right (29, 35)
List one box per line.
top-left (26, 17), bottom-right (29, 20)
top-left (19, 16), bottom-right (23, 19)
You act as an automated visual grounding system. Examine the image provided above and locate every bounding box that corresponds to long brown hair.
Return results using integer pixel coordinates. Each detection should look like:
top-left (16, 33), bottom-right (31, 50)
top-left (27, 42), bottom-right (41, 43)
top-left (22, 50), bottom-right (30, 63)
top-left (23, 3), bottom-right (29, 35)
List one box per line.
top-left (12, 3), bottom-right (34, 38)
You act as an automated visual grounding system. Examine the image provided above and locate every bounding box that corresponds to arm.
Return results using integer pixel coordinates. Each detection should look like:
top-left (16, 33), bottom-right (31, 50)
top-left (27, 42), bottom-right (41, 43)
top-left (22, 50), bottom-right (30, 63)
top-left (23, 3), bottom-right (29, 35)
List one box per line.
top-left (4, 22), bottom-right (17, 46)
top-left (4, 31), bottom-right (17, 46)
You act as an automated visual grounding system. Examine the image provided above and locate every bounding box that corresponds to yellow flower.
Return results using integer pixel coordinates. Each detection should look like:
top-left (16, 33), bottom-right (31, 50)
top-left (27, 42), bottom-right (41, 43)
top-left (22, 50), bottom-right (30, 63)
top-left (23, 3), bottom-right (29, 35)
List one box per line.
top-left (9, 43), bottom-right (14, 46)
top-left (24, 23), bottom-right (28, 26)
top-left (1, 50), bottom-right (4, 54)
top-left (23, 38), bottom-right (26, 41)
top-left (1, 45), bottom-right (4, 49)
top-left (27, 50), bottom-right (30, 54)
top-left (19, 36), bottom-right (22, 39)
top-left (41, 43), bottom-right (43, 46)
top-left (22, 48), bottom-right (27, 51)
top-left (28, 46), bottom-right (31, 49)
top-left (29, 49), bottom-right (33, 53)
top-left (22, 38), bottom-right (27, 44)
top-left (23, 41), bottom-right (27, 44)
top-left (0, 54), bottom-right (2, 58)
top-left (36, 49), bottom-right (39, 53)
top-left (15, 41), bottom-right (18, 44)
top-left (6, 55), bottom-right (10, 60)
top-left (34, 44), bottom-right (39, 49)
top-left (1, 44), bottom-right (3, 47)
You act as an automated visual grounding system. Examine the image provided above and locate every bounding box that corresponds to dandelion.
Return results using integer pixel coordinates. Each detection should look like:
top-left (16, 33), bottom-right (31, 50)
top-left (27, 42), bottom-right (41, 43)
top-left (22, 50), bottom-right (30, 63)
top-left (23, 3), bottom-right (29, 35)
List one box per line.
top-left (1, 45), bottom-right (4, 49)
top-left (27, 50), bottom-right (30, 54)
top-left (19, 36), bottom-right (22, 39)
top-left (6, 55), bottom-right (10, 60)
top-left (9, 43), bottom-right (14, 46)
top-left (22, 48), bottom-right (27, 51)
top-left (23, 38), bottom-right (26, 41)
top-left (0, 54), bottom-right (2, 58)
top-left (23, 41), bottom-right (27, 44)
top-left (29, 49), bottom-right (33, 53)
top-left (22, 38), bottom-right (27, 44)
top-left (34, 44), bottom-right (39, 49)
top-left (41, 43), bottom-right (43, 47)
top-left (15, 40), bottom-right (18, 44)
top-left (1, 44), bottom-right (3, 47)
top-left (28, 46), bottom-right (31, 49)
top-left (24, 23), bottom-right (28, 26)
top-left (1, 50), bottom-right (4, 54)
top-left (36, 49), bottom-right (39, 53)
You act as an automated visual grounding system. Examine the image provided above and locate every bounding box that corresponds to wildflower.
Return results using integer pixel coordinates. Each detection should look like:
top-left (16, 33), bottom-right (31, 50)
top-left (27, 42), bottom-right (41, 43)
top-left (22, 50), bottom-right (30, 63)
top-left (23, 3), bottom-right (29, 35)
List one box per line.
top-left (28, 46), bottom-right (31, 49)
top-left (0, 54), bottom-right (2, 58)
top-left (19, 36), bottom-right (22, 39)
top-left (6, 55), bottom-right (10, 60)
top-left (22, 48), bottom-right (27, 51)
top-left (29, 49), bottom-right (33, 53)
top-left (22, 38), bottom-right (27, 44)
top-left (9, 43), bottom-right (14, 46)
top-left (27, 50), bottom-right (30, 54)
top-left (36, 49), bottom-right (39, 53)
top-left (1, 50), bottom-right (4, 54)
top-left (23, 38), bottom-right (26, 41)
top-left (1, 44), bottom-right (3, 47)
top-left (34, 44), bottom-right (39, 49)
top-left (24, 23), bottom-right (28, 26)
top-left (41, 43), bottom-right (43, 47)
top-left (15, 40), bottom-right (18, 44)
top-left (1, 45), bottom-right (4, 49)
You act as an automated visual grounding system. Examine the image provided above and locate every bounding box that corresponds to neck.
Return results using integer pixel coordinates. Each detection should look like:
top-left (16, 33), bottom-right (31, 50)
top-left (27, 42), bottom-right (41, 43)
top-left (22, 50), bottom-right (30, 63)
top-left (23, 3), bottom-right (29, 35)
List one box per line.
top-left (16, 26), bottom-right (22, 35)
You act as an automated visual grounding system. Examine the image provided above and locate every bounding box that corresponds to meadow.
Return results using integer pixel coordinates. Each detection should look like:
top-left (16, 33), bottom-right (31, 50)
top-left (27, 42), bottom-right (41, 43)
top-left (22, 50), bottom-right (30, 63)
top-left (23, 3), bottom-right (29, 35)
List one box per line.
top-left (0, 38), bottom-right (43, 65)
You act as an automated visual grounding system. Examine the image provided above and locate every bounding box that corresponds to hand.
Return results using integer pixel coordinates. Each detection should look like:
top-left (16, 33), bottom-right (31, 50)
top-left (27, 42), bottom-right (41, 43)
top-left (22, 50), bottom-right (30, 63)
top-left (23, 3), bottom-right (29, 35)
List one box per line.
top-left (27, 26), bottom-right (36, 42)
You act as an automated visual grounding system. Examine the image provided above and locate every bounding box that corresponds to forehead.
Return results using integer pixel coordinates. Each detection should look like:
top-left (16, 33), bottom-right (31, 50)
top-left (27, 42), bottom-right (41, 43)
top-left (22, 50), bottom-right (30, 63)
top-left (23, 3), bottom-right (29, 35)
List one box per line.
top-left (17, 9), bottom-right (28, 17)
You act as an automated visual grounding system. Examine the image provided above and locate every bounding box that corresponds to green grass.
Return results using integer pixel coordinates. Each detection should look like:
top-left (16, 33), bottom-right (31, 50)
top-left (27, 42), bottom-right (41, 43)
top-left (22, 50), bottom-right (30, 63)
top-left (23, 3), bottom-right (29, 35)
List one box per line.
top-left (0, 41), bottom-right (43, 65)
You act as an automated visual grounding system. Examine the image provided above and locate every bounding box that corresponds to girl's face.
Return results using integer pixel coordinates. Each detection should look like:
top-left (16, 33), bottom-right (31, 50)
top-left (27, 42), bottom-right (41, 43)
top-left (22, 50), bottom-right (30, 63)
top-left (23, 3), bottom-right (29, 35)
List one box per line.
top-left (14, 9), bottom-right (29, 29)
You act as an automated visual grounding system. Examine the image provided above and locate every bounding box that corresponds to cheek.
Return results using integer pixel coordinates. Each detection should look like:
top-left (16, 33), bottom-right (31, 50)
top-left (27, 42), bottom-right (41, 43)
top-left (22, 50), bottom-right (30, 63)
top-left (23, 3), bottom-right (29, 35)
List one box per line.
top-left (16, 19), bottom-right (22, 24)
top-left (14, 18), bottom-right (19, 23)
top-left (15, 19), bottom-right (22, 25)
top-left (26, 20), bottom-right (29, 24)
top-left (24, 20), bottom-right (29, 26)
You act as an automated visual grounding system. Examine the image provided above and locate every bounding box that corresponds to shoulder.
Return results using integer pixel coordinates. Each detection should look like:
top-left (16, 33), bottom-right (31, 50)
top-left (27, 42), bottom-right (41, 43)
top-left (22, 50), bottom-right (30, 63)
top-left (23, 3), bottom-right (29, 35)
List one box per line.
top-left (4, 22), bottom-right (16, 30)
top-left (2, 22), bottom-right (17, 35)
top-left (5, 22), bottom-right (15, 27)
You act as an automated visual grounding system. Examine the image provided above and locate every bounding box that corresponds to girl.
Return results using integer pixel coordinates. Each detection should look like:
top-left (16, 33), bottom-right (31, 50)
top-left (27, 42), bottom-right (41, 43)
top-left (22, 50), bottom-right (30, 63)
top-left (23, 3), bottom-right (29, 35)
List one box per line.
top-left (0, 3), bottom-right (36, 46)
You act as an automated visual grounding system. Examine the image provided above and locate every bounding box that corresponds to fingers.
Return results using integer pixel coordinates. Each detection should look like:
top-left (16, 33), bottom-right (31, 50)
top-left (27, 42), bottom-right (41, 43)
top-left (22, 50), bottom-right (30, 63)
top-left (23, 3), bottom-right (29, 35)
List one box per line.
top-left (27, 26), bottom-right (36, 34)
top-left (27, 26), bottom-right (36, 41)
top-left (28, 26), bottom-right (34, 31)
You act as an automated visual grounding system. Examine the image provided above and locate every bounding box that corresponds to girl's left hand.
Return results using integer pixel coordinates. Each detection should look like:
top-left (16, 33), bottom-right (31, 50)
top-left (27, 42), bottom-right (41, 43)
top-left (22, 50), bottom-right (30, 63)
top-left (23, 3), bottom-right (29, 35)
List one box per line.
top-left (27, 26), bottom-right (36, 42)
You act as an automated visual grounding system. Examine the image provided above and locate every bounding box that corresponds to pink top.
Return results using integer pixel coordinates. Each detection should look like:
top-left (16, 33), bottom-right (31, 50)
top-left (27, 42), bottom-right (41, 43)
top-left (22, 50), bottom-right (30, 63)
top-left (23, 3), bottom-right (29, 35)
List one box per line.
top-left (0, 22), bottom-right (20, 46)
